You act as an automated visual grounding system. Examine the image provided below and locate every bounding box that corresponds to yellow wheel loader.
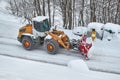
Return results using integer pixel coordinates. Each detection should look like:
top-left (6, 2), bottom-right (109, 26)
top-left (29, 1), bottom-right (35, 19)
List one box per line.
top-left (17, 16), bottom-right (70, 54)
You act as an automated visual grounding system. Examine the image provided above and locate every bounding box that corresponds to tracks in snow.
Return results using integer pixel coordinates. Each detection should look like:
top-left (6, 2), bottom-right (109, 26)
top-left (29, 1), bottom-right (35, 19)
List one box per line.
top-left (0, 53), bottom-right (67, 66)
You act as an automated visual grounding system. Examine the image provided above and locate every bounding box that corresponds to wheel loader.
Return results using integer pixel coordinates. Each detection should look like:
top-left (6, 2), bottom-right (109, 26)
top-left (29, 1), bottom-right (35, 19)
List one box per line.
top-left (17, 16), bottom-right (93, 59)
top-left (17, 16), bottom-right (70, 54)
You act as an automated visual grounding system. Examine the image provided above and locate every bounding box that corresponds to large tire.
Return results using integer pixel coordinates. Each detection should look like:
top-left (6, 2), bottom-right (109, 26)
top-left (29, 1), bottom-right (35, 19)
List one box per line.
top-left (22, 37), bottom-right (34, 50)
top-left (45, 39), bottom-right (59, 54)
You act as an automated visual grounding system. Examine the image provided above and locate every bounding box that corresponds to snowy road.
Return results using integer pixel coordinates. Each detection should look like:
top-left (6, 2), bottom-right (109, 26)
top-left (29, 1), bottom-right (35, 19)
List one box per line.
top-left (0, 55), bottom-right (120, 80)
top-left (0, 36), bottom-right (120, 74)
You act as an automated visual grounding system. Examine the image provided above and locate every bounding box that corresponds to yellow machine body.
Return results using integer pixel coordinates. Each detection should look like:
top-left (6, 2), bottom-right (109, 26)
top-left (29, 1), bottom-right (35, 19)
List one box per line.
top-left (18, 24), bottom-right (32, 42)
top-left (48, 30), bottom-right (70, 49)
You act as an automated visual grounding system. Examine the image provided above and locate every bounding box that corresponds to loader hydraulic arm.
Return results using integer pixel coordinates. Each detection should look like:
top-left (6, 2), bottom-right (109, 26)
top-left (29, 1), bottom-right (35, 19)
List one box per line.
top-left (48, 31), bottom-right (70, 49)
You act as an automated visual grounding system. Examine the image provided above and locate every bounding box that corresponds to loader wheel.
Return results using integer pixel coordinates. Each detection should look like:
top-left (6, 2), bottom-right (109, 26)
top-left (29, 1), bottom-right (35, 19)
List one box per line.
top-left (46, 39), bottom-right (59, 54)
top-left (22, 37), bottom-right (34, 50)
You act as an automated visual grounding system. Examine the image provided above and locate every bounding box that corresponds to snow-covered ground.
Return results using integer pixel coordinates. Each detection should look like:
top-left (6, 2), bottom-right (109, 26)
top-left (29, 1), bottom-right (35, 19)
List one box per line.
top-left (1, 55), bottom-right (120, 80)
top-left (0, 1), bottom-right (120, 79)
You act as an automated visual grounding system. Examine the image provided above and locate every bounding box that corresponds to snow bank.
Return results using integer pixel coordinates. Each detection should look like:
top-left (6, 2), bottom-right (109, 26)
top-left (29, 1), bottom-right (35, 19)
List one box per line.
top-left (88, 22), bottom-right (104, 31)
top-left (61, 29), bottom-right (80, 40)
top-left (104, 23), bottom-right (120, 33)
top-left (88, 22), bottom-right (104, 36)
top-left (88, 22), bottom-right (120, 40)
top-left (73, 27), bottom-right (87, 36)
top-left (68, 59), bottom-right (89, 72)
top-left (88, 22), bottom-right (120, 33)
top-left (103, 23), bottom-right (120, 40)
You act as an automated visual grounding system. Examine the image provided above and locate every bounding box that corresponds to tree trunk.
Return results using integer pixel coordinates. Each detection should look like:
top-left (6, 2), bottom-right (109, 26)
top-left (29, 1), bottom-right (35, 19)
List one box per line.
top-left (34, 0), bottom-right (42, 16)
top-left (81, 0), bottom-right (85, 26)
top-left (68, 0), bottom-right (72, 29)
top-left (52, 0), bottom-right (56, 26)
top-left (13, 0), bottom-right (19, 16)
top-left (42, 0), bottom-right (45, 16)
top-left (90, 0), bottom-right (96, 22)
top-left (48, 0), bottom-right (51, 27)
top-left (115, 0), bottom-right (120, 23)
top-left (72, 0), bottom-right (75, 28)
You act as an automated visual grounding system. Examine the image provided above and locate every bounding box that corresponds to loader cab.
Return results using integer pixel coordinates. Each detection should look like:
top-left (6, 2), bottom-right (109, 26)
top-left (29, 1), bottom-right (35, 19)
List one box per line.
top-left (32, 16), bottom-right (50, 37)
top-left (33, 19), bottom-right (50, 32)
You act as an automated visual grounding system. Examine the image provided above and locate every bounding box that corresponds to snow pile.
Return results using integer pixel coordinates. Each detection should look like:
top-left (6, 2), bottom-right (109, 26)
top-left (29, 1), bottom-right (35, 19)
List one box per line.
top-left (68, 59), bottom-right (89, 72)
top-left (103, 23), bottom-right (120, 40)
top-left (62, 29), bottom-right (80, 40)
top-left (87, 22), bottom-right (120, 40)
top-left (104, 23), bottom-right (120, 33)
top-left (87, 22), bottom-right (104, 36)
top-left (73, 27), bottom-right (87, 36)
top-left (62, 27), bottom-right (88, 40)
top-left (88, 22), bottom-right (104, 31)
